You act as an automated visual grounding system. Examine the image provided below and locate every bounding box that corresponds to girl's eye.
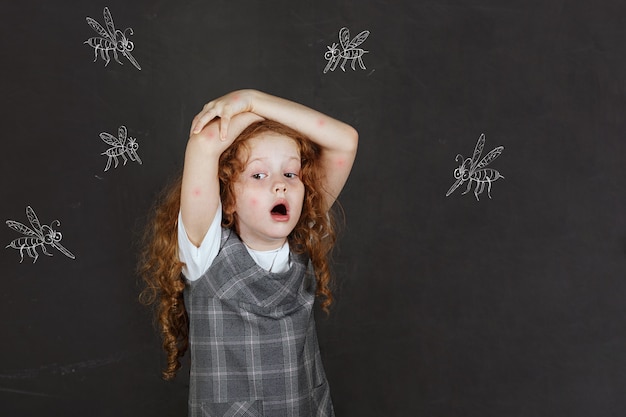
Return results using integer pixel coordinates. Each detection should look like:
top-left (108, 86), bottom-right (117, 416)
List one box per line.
top-left (284, 173), bottom-right (298, 179)
top-left (252, 173), bottom-right (267, 179)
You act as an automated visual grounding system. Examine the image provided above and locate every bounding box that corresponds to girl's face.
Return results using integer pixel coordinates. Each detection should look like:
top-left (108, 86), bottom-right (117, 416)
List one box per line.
top-left (233, 133), bottom-right (305, 251)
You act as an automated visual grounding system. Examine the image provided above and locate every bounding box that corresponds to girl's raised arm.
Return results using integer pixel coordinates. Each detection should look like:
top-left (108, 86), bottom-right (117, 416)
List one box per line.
top-left (181, 112), bottom-right (262, 247)
top-left (191, 89), bottom-right (359, 211)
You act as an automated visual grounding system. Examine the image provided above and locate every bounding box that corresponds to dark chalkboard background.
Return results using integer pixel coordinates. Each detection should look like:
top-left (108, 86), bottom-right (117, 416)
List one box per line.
top-left (2, 0), bottom-right (625, 416)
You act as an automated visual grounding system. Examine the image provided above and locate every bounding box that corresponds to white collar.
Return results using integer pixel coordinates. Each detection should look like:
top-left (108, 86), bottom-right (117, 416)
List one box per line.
top-left (243, 241), bottom-right (291, 273)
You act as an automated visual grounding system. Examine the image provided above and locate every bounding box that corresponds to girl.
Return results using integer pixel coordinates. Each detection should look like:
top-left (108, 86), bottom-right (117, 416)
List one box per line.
top-left (139, 89), bottom-right (358, 416)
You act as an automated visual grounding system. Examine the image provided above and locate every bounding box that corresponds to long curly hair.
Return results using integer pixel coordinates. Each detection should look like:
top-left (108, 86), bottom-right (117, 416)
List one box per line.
top-left (138, 120), bottom-right (338, 381)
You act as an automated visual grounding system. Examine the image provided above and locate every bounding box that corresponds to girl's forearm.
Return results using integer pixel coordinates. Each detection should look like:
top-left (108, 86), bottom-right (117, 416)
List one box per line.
top-left (181, 112), bottom-right (262, 246)
top-left (248, 90), bottom-right (359, 155)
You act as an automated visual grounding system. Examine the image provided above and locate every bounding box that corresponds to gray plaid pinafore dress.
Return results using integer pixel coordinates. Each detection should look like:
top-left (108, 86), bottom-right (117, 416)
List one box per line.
top-left (184, 228), bottom-right (334, 417)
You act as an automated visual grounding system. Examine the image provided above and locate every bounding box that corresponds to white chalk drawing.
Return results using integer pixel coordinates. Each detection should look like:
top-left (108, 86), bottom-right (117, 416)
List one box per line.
top-left (446, 134), bottom-right (505, 200)
top-left (100, 125), bottom-right (142, 171)
top-left (85, 7), bottom-right (141, 70)
top-left (6, 206), bottom-right (75, 263)
top-left (323, 27), bottom-right (370, 73)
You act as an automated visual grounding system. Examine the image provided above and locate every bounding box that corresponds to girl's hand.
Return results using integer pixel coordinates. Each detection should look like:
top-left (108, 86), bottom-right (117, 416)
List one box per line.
top-left (190, 90), bottom-right (257, 139)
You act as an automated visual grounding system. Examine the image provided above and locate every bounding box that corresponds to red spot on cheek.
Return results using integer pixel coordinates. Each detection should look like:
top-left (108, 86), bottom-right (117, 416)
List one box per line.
top-left (250, 198), bottom-right (259, 206)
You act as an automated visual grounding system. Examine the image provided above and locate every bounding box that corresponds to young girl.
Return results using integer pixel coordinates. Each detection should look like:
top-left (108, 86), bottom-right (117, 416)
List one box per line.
top-left (139, 89), bottom-right (358, 416)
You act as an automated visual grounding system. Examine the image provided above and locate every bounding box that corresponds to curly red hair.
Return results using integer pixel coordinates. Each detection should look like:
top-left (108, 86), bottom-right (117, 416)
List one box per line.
top-left (139, 120), bottom-right (338, 381)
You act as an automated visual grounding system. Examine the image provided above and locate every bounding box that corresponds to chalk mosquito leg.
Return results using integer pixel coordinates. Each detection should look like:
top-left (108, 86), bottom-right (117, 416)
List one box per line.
top-left (41, 245), bottom-right (53, 257)
top-left (461, 180), bottom-right (473, 195)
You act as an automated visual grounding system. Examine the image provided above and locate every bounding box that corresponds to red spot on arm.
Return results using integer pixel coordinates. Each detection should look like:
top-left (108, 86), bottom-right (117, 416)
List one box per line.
top-left (192, 187), bottom-right (202, 197)
top-left (317, 118), bottom-right (326, 127)
top-left (336, 158), bottom-right (346, 167)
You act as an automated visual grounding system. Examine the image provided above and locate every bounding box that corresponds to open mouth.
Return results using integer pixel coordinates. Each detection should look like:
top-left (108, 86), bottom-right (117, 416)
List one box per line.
top-left (271, 204), bottom-right (288, 216)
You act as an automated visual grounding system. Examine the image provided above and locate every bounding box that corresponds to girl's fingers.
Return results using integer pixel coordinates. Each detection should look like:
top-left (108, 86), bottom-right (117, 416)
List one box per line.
top-left (189, 116), bottom-right (200, 136)
top-left (190, 114), bottom-right (203, 135)
top-left (190, 95), bottom-right (246, 136)
top-left (219, 115), bottom-right (231, 141)
top-left (191, 109), bottom-right (217, 135)
top-left (218, 104), bottom-right (236, 140)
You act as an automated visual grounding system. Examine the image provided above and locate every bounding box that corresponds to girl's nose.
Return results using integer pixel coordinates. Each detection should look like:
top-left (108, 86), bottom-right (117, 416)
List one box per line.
top-left (274, 182), bottom-right (287, 193)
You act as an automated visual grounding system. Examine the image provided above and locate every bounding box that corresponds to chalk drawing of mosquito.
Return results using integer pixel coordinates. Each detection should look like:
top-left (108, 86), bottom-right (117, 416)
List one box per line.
top-left (100, 125), bottom-right (142, 171)
top-left (446, 134), bottom-right (505, 200)
top-left (6, 206), bottom-right (75, 263)
top-left (85, 7), bottom-right (141, 70)
top-left (323, 27), bottom-right (370, 73)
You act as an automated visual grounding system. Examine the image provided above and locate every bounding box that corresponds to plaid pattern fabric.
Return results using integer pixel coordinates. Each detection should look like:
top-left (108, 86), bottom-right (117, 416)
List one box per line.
top-left (184, 228), bottom-right (334, 417)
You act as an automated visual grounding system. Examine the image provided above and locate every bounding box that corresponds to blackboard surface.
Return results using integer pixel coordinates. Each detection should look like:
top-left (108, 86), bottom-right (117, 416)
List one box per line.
top-left (2, 1), bottom-right (625, 416)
